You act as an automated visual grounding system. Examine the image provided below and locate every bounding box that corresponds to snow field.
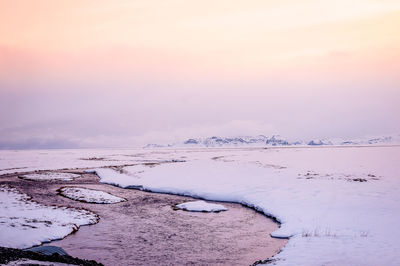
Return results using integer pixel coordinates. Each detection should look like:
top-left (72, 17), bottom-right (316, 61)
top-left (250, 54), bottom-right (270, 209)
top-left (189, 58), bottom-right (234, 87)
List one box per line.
top-left (1, 146), bottom-right (399, 265)
top-left (93, 146), bottom-right (400, 266)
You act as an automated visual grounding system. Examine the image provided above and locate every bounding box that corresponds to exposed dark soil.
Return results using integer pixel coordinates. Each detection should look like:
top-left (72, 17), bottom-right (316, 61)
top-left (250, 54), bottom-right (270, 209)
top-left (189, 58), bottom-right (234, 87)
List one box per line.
top-left (0, 246), bottom-right (102, 265)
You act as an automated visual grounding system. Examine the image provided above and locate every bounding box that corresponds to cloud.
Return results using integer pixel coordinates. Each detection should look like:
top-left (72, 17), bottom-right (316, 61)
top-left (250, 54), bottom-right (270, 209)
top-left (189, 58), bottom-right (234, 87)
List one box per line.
top-left (0, 137), bottom-right (80, 150)
top-left (0, 120), bottom-right (277, 149)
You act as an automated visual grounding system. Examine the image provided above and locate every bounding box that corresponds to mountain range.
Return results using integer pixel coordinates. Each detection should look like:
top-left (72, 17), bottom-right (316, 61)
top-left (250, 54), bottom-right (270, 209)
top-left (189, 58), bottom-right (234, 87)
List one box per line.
top-left (144, 134), bottom-right (400, 148)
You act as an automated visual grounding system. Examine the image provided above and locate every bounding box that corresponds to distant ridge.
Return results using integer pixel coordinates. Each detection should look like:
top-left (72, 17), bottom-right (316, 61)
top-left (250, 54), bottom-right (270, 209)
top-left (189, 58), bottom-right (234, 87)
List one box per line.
top-left (144, 134), bottom-right (400, 148)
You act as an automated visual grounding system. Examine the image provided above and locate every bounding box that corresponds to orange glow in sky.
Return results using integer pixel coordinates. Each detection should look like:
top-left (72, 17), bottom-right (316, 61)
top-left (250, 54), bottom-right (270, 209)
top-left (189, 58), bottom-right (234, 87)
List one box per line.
top-left (1, 0), bottom-right (400, 79)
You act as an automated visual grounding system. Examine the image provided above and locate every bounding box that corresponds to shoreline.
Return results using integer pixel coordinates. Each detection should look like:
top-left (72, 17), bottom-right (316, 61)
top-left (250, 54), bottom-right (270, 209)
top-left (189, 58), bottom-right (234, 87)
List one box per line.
top-left (0, 169), bottom-right (287, 265)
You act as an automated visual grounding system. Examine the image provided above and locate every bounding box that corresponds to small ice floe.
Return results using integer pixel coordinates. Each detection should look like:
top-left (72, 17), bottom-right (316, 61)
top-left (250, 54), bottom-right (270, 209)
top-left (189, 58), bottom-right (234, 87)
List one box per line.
top-left (0, 185), bottom-right (98, 249)
top-left (58, 187), bottom-right (126, 204)
top-left (175, 200), bottom-right (227, 212)
top-left (26, 245), bottom-right (69, 256)
top-left (19, 172), bottom-right (80, 181)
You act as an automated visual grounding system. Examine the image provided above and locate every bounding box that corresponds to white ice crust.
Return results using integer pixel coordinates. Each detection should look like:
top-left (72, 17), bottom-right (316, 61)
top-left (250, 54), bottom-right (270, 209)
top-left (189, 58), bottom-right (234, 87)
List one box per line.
top-left (0, 185), bottom-right (98, 249)
top-left (5, 259), bottom-right (76, 266)
top-left (175, 200), bottom-right (227, 212)
top-left (20, 172), bottom-right (80, 181)
top-left (58, 187), bottom-right (126, 204)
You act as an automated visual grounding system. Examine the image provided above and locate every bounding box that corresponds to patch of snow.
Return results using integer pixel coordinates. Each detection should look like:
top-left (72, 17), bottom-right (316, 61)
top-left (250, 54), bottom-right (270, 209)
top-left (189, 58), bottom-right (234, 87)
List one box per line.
top-left (175, 200), bottom-right (227, 212)
top-left (20, 172), bottom-right (80, 181)
top-left (0, 185), bottom-right (98, 249)
top-left (58, 187), bottom-right (126, 204)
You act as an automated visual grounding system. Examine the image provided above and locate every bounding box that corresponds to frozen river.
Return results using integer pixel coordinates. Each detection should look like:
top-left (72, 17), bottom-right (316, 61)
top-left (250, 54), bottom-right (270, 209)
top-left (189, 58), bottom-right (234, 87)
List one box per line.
top-left (1, 146), bottom-right (399, 265)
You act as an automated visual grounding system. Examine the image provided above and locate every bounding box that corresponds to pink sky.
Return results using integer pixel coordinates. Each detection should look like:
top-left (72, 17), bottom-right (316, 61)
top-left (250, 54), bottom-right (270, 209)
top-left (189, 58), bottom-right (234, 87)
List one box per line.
top-left (0, 1), bottom-right (399, 148)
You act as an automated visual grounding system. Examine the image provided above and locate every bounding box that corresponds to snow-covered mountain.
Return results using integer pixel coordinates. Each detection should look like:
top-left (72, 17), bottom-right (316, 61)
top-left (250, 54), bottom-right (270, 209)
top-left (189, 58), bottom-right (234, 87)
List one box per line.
top-left (145, 135), bottom-right (294, 148)
top-left (144, 134), bottom-right (400, 148)
top-left (183, 135), bottom-right (284, 147)
top-left (338, 135), bottom-right (400, 145)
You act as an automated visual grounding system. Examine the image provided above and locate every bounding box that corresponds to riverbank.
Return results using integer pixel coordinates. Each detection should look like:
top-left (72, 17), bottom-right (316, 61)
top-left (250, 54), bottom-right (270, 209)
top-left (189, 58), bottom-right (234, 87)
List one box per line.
top-left (0, 169), bottom-right (286, 265)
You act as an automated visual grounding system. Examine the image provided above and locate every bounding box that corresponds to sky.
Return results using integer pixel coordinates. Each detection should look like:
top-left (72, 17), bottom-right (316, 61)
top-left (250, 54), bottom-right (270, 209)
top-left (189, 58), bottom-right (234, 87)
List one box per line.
top-left (0, 0), bottom-right (399, 148)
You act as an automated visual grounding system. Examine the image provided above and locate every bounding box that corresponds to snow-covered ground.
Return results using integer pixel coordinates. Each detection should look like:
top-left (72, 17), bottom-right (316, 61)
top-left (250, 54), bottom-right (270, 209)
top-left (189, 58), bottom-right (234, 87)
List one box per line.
top-left (175, 200), bottom-right (227, 212)
top-left (20, 172), bottom-right (80, 181)
top-left (91, 146), bottom-right (400, 266)
top-left (0, 148), bottom-right (186, 175)
top-left (0, 146), bottom-right (399, 265)
top-left (0, 185), bottom-right (98, 249)
top-left (58, 187), bottom-right (126, 204)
